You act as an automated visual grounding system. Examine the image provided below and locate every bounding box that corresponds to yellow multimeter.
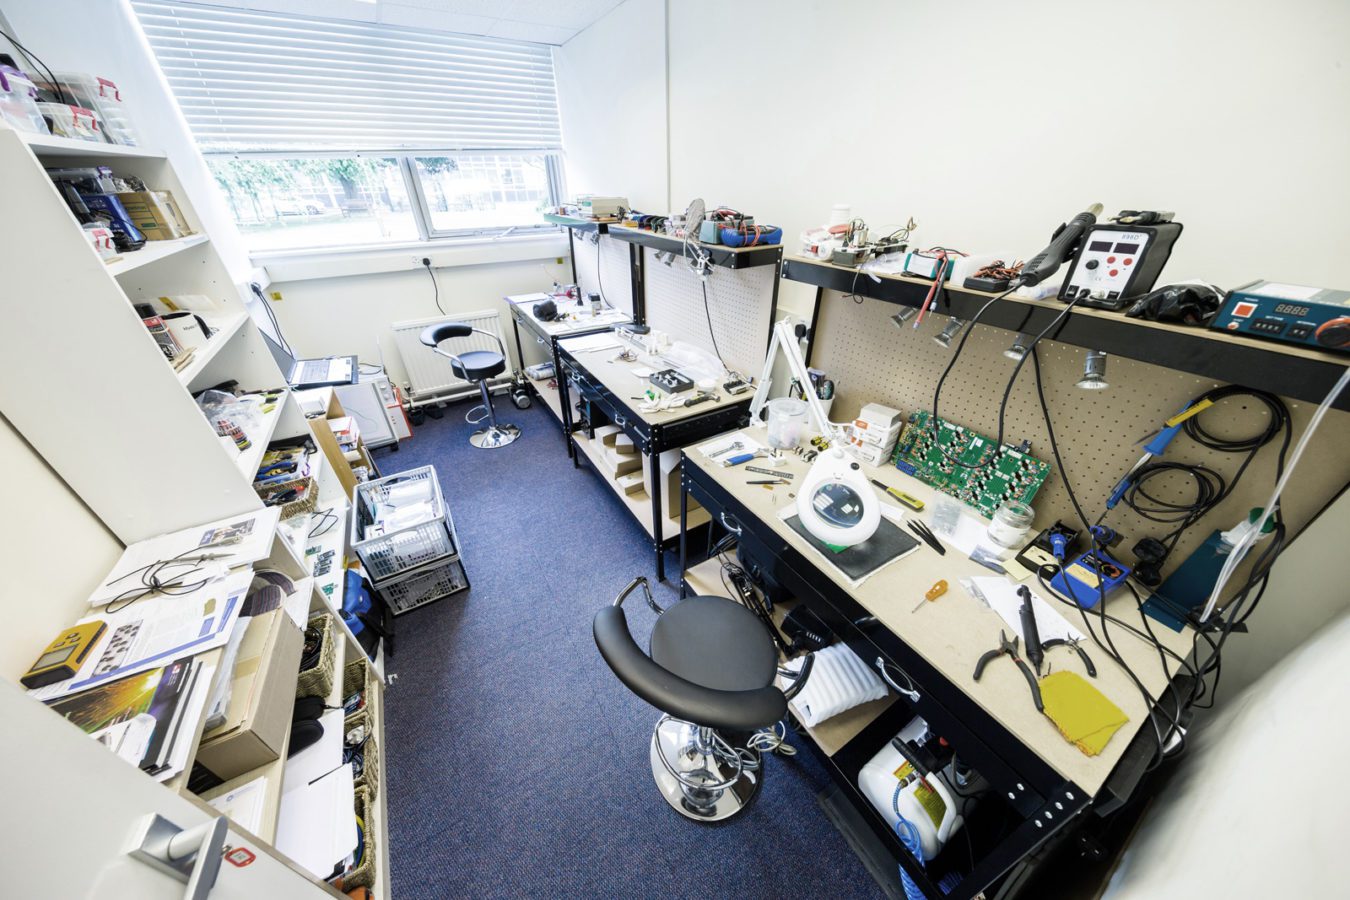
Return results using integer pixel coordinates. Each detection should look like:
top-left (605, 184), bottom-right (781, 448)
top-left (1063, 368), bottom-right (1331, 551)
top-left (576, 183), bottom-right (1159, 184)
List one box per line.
top-left (20, 621), bottom-right (107, 689)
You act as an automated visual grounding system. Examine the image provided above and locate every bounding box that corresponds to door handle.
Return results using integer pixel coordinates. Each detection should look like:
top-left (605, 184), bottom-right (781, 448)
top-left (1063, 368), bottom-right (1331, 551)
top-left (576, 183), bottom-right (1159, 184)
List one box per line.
top-left (719, 512), bottom-right (742, 536)
top-left (127, 813), bottom-right (227, 900)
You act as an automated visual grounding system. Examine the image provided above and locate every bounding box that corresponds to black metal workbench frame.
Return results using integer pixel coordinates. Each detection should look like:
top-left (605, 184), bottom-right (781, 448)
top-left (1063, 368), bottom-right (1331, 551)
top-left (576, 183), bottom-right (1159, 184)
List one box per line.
top-left (677, 458), bottom-right (1186, 899)
top-left (557, 342), bottom-right (750, 580)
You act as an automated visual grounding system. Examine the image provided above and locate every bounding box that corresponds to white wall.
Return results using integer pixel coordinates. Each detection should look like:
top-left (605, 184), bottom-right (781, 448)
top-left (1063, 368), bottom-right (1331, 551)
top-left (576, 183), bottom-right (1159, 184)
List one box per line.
top-left (554, 0), bottom-right (669, 212)
top-left (0, 415), bottom-right (121, 678)
top-left (1104, 610), bottom-right (1350, 898)
top-left (267, 256), bottom-right (570, 385)
top-left (663, 0), bottom-right (1350, 318)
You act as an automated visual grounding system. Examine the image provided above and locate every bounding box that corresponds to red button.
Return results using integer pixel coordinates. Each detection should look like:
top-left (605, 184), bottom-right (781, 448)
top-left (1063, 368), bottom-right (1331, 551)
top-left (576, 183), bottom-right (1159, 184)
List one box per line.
top-left (1107, 256), bottom-right (1116, 263)
top-left (1124, 258), bottom-right (1133, 266)
top-left (1109, 268), bottom-right (1119, 277)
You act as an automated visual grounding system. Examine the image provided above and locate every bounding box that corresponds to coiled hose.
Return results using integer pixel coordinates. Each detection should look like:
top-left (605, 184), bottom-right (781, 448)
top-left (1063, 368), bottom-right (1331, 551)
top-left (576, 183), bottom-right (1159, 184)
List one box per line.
top-left (893, 783), bottom-right (962, 899)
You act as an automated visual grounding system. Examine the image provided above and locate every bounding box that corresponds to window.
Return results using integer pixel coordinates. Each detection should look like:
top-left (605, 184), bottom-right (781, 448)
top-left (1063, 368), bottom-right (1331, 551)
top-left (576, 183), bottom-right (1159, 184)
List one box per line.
top-left (133, 2), bottom-right (563, 253)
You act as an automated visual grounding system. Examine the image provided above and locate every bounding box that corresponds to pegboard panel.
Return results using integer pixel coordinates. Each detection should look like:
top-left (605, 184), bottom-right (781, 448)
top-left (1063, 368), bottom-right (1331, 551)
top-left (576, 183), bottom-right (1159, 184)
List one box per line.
top-left (642, 254), bottom-right (776, 378)
top-left (810, 288), bottom-right (1350, 597)
top-left (571, 232), bottom-right (634, 317)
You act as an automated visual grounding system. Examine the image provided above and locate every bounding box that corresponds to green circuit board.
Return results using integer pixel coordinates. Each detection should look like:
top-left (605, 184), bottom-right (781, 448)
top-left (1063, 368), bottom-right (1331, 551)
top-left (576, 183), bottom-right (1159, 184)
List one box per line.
top-left (893, 410), bottom-right (1052, 518)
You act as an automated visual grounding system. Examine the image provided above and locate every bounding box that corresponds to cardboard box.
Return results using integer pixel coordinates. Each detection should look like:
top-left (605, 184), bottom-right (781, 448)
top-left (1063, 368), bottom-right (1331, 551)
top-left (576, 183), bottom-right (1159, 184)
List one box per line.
top-left (117, 190), bottom-right (194, 241)
top-left (856, 402), bottom-right (903, 431)
top-left (617, 471), bottom-right (645, 496)
top-left (605, 447), bottom-right (642, 477)
top-left (196, 608), bottom-right (304, 780)
top-left (644, 448), bottom-right (701, 519)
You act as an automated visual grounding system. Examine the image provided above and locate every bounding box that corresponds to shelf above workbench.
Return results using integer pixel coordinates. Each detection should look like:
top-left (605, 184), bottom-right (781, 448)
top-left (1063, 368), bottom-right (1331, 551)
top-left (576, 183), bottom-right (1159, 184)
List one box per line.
top-left (606, 225), bottom-right (784, 270)
top-left (781, 256), bottom-right (1350, 411)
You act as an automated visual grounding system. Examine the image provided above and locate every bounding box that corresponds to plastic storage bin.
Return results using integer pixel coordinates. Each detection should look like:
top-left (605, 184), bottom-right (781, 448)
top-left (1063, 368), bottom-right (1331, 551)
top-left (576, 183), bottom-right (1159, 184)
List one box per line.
top-left (0, 65), bottom-right (49, 135)
top-left (351, 466), bottom-right (458, 582)
top-left (376, 557), bottom-right (469, 616)
top-left (36, 71), bottom-right (138, 145)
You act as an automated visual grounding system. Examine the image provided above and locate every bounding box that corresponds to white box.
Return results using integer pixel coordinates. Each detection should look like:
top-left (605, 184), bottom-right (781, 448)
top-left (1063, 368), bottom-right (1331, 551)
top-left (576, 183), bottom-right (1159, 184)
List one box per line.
top-left (844, 440), bottom-right (891, 467)
top-left (856, 403), bottom-right (903, 431)
top-left (848, 421), bottom-right (901, 449)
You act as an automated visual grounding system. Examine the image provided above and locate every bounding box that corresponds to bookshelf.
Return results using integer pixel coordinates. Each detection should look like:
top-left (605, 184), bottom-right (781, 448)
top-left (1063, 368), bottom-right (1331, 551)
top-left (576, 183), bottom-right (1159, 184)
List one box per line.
top-left (0, 127), bottom-right (391, 897)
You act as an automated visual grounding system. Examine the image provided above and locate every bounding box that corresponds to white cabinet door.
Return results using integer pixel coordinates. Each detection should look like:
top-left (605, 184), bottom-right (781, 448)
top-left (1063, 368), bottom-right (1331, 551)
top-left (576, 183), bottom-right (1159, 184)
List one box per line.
top-left (0, 679), bottom-right (326, 899)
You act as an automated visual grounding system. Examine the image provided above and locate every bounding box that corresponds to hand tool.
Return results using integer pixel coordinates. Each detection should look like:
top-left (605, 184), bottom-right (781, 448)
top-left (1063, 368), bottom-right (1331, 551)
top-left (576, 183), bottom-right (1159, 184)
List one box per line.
top-left (1017, 585), bottom-right (1044, 675)
top-left (1040, 638), bottom-right (1096, 677)
top-left (973, 630), bottom-right (1043, 712)
top-left (747, 479), bottom-right (790, 486)
top-left (747, 466), bottom-right (792, 479)
top-left (871, 479), bottom-right (925, 511)
top-left (911, 579), bottom-right (948, 613)
top-left (721, 450), bottom-right (766, 467)
top-left (907, 520), bottom-right (946, 555)
top-left (709, 441), bottom-right (744, 459)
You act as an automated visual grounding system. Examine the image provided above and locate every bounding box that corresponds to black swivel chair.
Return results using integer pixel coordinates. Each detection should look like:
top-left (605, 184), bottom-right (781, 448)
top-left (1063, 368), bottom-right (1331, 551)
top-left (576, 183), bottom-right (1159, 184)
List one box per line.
top-left (594, 576), bottom-right (813, 822)
top-left (420, 322), bottom-right (520, 449)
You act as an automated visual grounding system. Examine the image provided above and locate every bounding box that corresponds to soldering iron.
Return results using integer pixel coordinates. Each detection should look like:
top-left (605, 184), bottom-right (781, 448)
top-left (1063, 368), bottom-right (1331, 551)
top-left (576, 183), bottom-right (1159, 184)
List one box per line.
top-left (1012, 203), bottom-right (1105, 287)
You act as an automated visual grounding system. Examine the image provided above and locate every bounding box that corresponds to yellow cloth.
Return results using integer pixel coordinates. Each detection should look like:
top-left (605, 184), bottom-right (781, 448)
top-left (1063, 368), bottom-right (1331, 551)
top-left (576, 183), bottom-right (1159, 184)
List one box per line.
top-left (1040, 671), bottom-right (1129, 756)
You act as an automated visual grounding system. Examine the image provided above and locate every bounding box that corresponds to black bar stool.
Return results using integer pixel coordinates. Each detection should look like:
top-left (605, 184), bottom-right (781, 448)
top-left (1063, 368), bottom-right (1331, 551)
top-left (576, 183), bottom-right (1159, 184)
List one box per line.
top-left (420, 322), bottom-right (520, 449)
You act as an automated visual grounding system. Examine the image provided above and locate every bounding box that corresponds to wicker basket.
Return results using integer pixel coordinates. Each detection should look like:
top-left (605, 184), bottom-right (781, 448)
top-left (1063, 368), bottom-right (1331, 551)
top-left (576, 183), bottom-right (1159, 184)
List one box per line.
top-left (257, 475), bottom-right (318, 520)
top-left (342, 658), bottom-right (374, 722)
top-left (295, 614), bottom-right (336, 700)
top-left (346, 787), bottom-right (376, 890)
top-left (345, 710), bottom-right (380, 801)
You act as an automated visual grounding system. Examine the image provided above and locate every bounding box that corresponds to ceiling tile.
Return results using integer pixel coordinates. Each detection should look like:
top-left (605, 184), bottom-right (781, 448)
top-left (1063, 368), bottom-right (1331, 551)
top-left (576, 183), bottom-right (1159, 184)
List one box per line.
top-left (485, 19), bottom-right (576, 44)
top-left (379, 2), bottom-right (497, 33)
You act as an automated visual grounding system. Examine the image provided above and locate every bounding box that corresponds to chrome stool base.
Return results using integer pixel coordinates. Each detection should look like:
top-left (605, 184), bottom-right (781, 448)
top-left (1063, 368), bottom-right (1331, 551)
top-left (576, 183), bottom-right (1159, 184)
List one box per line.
top-left (469, 424), bottom-right (520, 449)
top-left (649, 716), bottom-right (761, 822)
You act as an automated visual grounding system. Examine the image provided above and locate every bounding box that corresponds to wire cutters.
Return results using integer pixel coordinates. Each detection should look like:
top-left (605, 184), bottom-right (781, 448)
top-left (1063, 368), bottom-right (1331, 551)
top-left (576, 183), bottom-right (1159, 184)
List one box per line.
top-left (1040, 637), bottom-right (1097, 678)
top-left (973, 630), bottom-right (1043, 711)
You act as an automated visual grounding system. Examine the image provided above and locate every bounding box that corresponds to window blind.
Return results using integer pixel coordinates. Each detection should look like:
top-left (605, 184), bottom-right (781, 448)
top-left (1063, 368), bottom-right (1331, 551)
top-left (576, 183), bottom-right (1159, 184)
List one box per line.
top-left (132, 1), bottom-right (561, 153)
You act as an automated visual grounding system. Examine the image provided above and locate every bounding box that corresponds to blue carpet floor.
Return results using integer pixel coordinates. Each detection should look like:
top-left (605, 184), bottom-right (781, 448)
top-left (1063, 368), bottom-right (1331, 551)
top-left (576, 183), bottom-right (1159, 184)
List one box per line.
top-left (376, 399), bottom-right (886, 899)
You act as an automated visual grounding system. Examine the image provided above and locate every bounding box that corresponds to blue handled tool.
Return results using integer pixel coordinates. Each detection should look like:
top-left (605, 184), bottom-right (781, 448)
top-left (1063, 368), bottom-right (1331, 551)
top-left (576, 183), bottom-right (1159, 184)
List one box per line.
top-left (721, 451), bottom-right (759, 467)
top-left (1105, 402), bottom-right (1194, 509)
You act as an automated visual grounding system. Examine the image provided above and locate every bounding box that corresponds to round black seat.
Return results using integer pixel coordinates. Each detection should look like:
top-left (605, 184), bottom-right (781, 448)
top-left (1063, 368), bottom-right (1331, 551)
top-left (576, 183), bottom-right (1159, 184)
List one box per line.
top-left (650, 596), bottom-right (777, 691)
top-left (448, 349), bottom-right (506, 382)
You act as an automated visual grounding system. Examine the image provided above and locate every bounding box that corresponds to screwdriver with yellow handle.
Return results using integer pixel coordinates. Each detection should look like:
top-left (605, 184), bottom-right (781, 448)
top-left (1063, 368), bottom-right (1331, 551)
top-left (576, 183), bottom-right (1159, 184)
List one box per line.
top-left (912, 579), bottom-right (948, 613)
top-left (871, 479), bottom-right (925, 511)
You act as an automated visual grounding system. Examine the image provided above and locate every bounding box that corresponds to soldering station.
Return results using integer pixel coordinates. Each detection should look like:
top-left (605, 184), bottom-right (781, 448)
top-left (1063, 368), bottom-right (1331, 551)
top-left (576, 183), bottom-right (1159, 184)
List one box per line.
top-left (4, 4), bottom-right (1347, 900)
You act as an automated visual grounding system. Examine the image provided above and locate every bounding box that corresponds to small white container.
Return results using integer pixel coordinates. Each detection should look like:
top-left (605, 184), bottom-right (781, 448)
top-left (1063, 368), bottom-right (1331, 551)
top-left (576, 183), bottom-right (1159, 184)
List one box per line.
top-left (766, 397), bottom-right (809, 449)
top-left (0, 65), bottom-right (49, 134)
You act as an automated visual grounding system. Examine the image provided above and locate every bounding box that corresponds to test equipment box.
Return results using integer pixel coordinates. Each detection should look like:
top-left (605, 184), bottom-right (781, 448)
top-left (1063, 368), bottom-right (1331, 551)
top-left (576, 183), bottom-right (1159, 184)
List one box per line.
top-left (1210, 281), bottom-right (1350, 353)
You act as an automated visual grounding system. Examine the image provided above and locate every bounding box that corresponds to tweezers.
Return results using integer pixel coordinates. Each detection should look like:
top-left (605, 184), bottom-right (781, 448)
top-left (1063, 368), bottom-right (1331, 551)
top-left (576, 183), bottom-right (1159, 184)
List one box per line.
top-left (908, 520), bottom-right (946, 556)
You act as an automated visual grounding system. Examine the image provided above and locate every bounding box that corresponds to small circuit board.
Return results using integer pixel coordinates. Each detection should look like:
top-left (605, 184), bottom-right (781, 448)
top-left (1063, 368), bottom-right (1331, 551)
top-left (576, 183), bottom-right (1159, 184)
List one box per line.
top-left (893, 410), bottom-right (1051, 517)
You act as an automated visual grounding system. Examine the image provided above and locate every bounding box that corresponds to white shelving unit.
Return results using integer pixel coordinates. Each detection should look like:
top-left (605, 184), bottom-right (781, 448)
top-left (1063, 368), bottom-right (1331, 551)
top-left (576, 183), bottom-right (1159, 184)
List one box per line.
top-left (0, 126), bottom-right (393, 897)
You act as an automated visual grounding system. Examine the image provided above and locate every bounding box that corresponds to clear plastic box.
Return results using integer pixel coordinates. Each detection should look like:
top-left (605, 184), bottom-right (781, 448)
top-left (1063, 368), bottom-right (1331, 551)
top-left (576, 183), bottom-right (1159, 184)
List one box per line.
top-left (0, 65), bottom-right (49, 135)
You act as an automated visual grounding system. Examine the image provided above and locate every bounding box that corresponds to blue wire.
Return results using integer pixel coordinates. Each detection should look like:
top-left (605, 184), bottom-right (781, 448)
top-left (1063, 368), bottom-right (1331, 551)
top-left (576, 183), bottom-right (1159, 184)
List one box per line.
top-left (893, 782), bottom-right (962, 898)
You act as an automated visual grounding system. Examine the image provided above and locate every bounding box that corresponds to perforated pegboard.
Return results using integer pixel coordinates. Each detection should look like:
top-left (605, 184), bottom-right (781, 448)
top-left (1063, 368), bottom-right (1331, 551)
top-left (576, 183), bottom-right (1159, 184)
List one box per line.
top-left (642, 254), bottom-right (777, 378)
top-left (809, 289), bottom-right (1350, 597)
top-left (571, 232), bottom-right (634, 317)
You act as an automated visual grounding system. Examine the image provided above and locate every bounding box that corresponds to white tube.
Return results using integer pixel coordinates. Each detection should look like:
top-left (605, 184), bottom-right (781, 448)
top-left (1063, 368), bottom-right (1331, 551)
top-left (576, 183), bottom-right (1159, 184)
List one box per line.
top-left (1199, 365), bottom-right (1350, 622)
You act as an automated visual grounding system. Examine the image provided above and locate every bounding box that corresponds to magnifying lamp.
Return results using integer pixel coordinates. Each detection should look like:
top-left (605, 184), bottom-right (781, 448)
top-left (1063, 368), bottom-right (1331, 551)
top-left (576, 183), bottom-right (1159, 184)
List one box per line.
top-left (749, 318), bottom-right (881, 548)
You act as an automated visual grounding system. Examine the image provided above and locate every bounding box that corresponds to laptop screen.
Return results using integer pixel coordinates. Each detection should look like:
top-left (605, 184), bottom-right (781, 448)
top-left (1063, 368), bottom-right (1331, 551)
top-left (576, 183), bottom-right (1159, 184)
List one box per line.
top-left (243, 288), bottom-right (297, 373)
top-left (258, 327), bottom-right (297, 375)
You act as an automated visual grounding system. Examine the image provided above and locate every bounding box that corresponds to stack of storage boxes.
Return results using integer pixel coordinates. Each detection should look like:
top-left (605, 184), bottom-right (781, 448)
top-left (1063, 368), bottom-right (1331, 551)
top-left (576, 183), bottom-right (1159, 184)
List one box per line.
top-left (351, 466), bottom-right (469, 615)
top-left (844, 402), bottom-right (904, 467)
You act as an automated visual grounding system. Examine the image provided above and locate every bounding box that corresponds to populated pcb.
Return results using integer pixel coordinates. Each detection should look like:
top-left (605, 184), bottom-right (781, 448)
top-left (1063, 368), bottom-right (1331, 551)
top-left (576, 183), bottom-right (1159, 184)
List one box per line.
top-left (893, 411), bottom-right (1052, 517)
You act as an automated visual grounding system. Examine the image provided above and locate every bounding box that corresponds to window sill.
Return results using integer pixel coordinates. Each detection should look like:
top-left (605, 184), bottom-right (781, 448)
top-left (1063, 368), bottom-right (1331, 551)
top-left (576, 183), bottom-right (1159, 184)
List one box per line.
top-left (252, 233), bottom-right (570, 283)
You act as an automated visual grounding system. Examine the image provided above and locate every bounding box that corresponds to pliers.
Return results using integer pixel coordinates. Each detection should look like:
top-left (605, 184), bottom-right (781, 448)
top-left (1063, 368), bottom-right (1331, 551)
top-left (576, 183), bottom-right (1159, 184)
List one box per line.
top-left (973, 630), bottom-right (1044, 712)
top-left (1040, 637), bottom-right (1097, 677)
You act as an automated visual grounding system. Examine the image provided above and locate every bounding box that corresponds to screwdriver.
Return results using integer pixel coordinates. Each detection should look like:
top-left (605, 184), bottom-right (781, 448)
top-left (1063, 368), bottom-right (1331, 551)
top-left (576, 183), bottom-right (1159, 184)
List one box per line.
top-left (871, 479), bottom-right (925, 511)
top-left (912, 579), bottom-right (948, 613)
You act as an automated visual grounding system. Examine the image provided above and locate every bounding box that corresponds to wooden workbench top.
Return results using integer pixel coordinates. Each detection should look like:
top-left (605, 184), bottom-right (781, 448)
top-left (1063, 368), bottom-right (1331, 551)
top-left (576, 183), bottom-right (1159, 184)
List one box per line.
top-left (685, 428), bottom-right (1196, 797)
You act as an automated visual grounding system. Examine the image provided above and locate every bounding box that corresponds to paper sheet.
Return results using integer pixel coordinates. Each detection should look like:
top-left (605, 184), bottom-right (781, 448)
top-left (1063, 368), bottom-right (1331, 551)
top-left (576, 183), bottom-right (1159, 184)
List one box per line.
top-left (208, 776), bottom-right (268, 834)
top-left (276, 763), bottom-right (358, 879)
top-left (32, 569), bottom-right (250, 702)
top-left (285, 708), bottom-right (346, 789)
top-left (971, 576), bottom-right (1085, 645)
top-left (89, 508), bottom-right (279, 607)
top-left (560, 333), bottom-right (623, 353)
top-left (696, 431), bottom-right (766, 458)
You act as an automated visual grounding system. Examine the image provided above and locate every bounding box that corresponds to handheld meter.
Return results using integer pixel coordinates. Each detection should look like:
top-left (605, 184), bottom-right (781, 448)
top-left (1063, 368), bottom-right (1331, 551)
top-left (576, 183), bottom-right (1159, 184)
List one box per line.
top-left (20, 620), bottom-right (107, 689)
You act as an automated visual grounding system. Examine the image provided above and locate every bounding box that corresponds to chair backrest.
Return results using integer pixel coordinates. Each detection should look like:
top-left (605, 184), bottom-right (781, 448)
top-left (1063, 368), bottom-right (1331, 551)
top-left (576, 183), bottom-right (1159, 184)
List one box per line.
top-left (593, 605), bottom-right (786, 731)
top-left (420, 322), bottom-right (472, 348)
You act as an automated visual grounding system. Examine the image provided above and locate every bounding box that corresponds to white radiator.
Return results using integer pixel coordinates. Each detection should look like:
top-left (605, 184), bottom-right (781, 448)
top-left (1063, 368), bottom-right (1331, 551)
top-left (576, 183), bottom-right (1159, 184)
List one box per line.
top-left (391, 310), bottom-right (511, 404)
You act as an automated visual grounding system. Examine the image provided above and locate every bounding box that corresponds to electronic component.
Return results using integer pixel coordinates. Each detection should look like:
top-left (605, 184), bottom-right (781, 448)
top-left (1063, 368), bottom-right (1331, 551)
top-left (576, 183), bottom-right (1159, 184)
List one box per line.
top-left (723, 376), bottom-right (752, 395)
top-left (572, 195), bottom-right (628, 218)
top-left (892, 411), bottom-right (1051, 518)
top-left (1014, 520), bottom-right (1081, 574)
top-left (1209, 281), bottom-right (1350, 353)
top-left (1050, 548), bottom-right (1131, 608)
top-left (21, 621), bottom-right (107, 689)
top-left (1059, 220), bottom-right (1184, 310)
top-left (649, 368), bottom-right (694, 394)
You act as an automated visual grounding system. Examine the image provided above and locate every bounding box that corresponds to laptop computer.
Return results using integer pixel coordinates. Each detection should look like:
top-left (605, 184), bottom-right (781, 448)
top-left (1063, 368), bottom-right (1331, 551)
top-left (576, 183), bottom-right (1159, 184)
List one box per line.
top-left (260, 329), bottom-right (358, 389)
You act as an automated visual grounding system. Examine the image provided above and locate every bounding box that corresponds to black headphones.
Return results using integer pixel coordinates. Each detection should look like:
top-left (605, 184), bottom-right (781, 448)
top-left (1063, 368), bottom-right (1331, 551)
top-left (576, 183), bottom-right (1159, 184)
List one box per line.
top-left (533, 299), bottom-right (559, 321)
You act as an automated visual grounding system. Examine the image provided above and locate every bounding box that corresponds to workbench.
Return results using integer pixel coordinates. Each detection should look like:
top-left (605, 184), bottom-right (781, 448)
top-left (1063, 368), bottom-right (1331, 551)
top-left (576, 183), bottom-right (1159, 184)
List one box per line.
top-left (678, 431), bottom-right (1195, 899)
top-left (505, 291), bottom-right (630, 456)
top-left (557, 334), bottom-right (753, 580)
